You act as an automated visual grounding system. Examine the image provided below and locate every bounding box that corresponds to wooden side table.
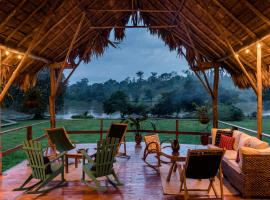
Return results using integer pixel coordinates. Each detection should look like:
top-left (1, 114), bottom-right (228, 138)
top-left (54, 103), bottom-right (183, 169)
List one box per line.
top-left (65, 152), bottom-right (83, 173)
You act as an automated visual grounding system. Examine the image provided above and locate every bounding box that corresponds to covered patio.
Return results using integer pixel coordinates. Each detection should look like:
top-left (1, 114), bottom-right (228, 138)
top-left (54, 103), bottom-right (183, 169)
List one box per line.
top-left (1, 0), bottom-right (270, 199)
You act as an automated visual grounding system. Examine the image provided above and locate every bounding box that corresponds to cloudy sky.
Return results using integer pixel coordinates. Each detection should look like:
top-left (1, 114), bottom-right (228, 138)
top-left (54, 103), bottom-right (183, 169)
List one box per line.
top-left (65, 28), bottom-right (189, 84)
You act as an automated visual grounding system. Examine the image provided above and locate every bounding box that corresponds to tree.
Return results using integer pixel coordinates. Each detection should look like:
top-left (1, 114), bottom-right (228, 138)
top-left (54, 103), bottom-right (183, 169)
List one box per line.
top-left (103, 91), bottom-right (130, 117)
top-left (136, 71), bottom-right (144, 81)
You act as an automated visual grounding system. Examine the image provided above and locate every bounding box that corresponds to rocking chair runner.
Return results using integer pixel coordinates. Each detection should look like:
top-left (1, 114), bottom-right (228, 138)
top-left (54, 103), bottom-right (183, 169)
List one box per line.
top-left (142, 133), bottom-right (171, 168)
top-left (81, 137), bottom-right (122, 191)
top-left (14, 140), bottom-right (65, 194)
top-left (178, 149), bottom-right (225, 200)
top-left (45, 127), bottom-right (76, 155)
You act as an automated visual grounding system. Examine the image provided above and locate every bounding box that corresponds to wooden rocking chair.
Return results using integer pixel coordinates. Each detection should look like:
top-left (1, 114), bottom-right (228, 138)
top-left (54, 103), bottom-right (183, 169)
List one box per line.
top-left (106, 122), bottom-right (129, 158)
top-left (13, 140), bottom-right (65, 194)
top-left (178, 149), bottom-right (225, 200)
top-left (81, 137), bottom-right (122, 191)
top-left (45, 127), bottom-right (76, 155)
top-left (142, 133), bottom-right (171, 169)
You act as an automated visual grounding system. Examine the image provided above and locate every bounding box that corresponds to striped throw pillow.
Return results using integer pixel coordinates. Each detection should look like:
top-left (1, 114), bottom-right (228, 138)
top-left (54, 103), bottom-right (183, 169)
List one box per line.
top-left (219, 134), bottom-right (235, 150)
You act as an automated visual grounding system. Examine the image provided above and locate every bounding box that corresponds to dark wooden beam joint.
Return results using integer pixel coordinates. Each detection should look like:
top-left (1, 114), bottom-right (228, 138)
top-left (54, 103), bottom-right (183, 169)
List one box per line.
top-left (191, 61), bottom-right (220, 71)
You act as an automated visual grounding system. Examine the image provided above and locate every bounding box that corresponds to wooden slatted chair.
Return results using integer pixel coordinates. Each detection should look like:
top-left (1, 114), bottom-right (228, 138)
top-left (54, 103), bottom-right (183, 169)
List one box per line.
top-left (81, 137), bottom-right (122, 191)
top-left (142, 133), bottom-right (171, 168)
top-left (178, 149), bottom-right (225, 200)
top-left (46, 127), bottom-right (76, 155)
top-left (13, 140), bottom-right (65, 194)
top-left (106, 122), bottom-right (128, 158)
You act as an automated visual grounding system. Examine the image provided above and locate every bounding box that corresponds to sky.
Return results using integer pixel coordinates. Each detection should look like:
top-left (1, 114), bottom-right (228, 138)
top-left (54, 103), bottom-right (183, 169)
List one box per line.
top-left (65, 28), bottom-right (189, 84)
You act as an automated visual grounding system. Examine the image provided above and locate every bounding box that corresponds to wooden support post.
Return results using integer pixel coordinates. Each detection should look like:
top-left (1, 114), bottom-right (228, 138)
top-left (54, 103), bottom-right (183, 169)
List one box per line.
top-left (257, 43), bottom-right (262, 140)
top-left (212, 67), bottom-right (219, 128)
top-left (49, 68), bottom-right (56, 128)
top-left (26, 126), bottom-right (32, 140)
top-left (100, 119), bottom-right (103, 140)
top-left (176, 119), bottom-right (179, 140)
top-left (0, 49), bottom-right (2, 175)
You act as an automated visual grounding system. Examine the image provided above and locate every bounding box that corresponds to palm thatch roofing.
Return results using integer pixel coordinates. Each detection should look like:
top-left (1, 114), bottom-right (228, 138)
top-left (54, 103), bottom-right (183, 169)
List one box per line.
top-left (0, 0), bottom-right (270, 91)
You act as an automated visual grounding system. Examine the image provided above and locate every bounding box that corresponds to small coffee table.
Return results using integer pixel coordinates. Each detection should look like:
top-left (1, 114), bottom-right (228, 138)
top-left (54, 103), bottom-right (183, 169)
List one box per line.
top-left (158, 144), bottom-right (207, 182)
top-left (65, 145), bottom-right (91, 173)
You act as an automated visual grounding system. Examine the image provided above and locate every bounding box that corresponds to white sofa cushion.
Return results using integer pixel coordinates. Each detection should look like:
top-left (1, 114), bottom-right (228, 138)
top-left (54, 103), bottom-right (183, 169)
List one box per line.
top-left (224, 150), bottom-right (237, 161)
top-left (245, 136), bottom-right (269, 149)
top-left (232, 130), bottom-right (242, 150)
top-left (237, 132), bottom-right (251, 150)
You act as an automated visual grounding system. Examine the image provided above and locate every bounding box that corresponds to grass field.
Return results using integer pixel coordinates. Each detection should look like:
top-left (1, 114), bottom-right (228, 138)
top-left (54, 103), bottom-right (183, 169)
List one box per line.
top-left (2, 118), bottom-right (270, 171)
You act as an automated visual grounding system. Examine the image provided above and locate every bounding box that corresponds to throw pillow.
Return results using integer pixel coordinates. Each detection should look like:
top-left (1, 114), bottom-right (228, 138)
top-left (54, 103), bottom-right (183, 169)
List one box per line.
top-left (219, 134), bottom-right (235, 150)
top-left (215, 130), bottom-right (233, 146)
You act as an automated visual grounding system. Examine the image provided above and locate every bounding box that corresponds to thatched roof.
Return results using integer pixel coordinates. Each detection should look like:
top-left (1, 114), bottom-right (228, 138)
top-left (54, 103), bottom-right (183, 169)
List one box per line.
top-left (1, 0), bottom-right (270, 90)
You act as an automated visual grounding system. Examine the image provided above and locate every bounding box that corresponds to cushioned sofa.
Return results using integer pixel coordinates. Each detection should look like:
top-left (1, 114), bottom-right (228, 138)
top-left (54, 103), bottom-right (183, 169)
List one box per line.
top-left (208, 128), bottom-right (270, 198)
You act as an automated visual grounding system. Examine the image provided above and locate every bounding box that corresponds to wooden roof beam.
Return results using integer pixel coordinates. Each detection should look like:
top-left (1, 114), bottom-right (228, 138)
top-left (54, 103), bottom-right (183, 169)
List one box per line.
top-left (195, 1), bottom-right (243, 46)
top-left (242, 0), bottom-right (270, 27)
top-left (213, 0), bottom-right (257, 39)
top-left (179, 12), bottom-right (225, 55)
top-left (182, 5), bottom-right (228, 48)
top-left (5, 0), bottom-right (49, 42)
top-left (218, 31), bottom-right (270, 62)
top-left (0, 44), bottom-right (50, 63)
top-left (0, 0), bottom-right (27, 29)
top-left (87, 9), bottom-right (179, 13)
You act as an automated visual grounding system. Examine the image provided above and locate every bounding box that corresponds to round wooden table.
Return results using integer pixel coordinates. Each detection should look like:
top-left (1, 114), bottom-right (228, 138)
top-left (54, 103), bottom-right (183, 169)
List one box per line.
top-left (158, 144), bottom-right (207, 182)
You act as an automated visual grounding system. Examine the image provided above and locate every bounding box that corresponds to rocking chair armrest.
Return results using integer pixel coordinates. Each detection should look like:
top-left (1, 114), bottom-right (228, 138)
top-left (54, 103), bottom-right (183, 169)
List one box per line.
top-left (81, 150), bottom-right (95, 164)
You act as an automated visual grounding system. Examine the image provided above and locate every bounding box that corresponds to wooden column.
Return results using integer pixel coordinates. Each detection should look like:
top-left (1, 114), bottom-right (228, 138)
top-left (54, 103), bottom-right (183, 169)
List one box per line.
top-left (49, 68), bottom-right (56, 128)
top-left (212, 67), bottom-right (219, 128)
top-left (0, 49), bottom-right (2, 175)
top-left (257, 43), bottom-right (262, 139)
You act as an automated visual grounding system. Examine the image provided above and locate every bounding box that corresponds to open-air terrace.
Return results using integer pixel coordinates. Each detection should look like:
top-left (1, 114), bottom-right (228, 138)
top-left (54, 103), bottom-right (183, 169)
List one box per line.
top-left (1, 0), bottom-right (270, 199)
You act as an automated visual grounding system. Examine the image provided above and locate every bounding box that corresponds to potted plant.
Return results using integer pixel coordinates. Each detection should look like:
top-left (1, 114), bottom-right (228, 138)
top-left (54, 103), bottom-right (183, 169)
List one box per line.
top-left (126, 115), bottom-right (156, 146)
top-left (193, 103), bottom-right (210, 124)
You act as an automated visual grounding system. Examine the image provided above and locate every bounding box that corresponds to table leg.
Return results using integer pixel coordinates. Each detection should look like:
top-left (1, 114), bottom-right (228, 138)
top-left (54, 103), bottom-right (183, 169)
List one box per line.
top-left (75, 157), bottom-right (78, 168)
top-left (65, 156), bottom-right (69, 173)
top-left (173, 162), bottom-right (178, 172)
top-left (166, 162), bottom-right (175, 182)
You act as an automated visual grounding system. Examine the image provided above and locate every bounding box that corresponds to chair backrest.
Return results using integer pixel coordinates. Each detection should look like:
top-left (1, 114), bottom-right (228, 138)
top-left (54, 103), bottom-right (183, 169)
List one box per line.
top-left (185, 149), bottom-right (225, 179)
top-left (95, 137), bottom-right (119, 177)
top-left (22, 140), bottom-right (46, 180)
top-left (46, 127), bottom-right (75, 152)
top-left (106, 123), bottom-right (128, 151)
top-left (144, 134), bottom-right (160, 151)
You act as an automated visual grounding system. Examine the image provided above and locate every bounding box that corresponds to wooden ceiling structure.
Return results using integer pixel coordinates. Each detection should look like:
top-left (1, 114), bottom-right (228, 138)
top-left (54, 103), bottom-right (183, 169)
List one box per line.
top-left (0, 0), bottom-right (270, 138)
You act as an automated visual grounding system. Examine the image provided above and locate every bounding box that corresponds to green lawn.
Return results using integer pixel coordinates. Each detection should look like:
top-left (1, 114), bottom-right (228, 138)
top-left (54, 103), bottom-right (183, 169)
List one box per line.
top-left (2, 118), bottom-right (270, 171)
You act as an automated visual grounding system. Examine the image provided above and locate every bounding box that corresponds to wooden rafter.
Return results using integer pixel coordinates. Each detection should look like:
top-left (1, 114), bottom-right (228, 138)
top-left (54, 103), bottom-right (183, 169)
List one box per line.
top-left (0, 0), bottom-right (27, 29)
top-left (179, 12), bottom-right (225, 55)
top-left (195, 1), bottom-right (243, 46)
top-left (213, 0), bottom-right (257, 39)
top-left (54, 13), bottom-right (86, 95)
top-left (0, 6), bottom-right (55, 102)
top-left (5, 0), bottom-right (49, 42)
top-left (0, 44), bottom-right (50, 63)
top-left (229, 44), bottom-right (258, 94)
top-left (182, 5), bottom-right (228, 48)
top-left (87, 9), bottom-right (179, 13)
top-left (242, 0), bottom-right (270, 27)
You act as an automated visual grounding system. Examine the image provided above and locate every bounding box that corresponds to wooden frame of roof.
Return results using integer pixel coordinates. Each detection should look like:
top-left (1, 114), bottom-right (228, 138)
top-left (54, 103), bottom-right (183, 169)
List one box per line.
top-left (0, 0), bottom-right (269, 139)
